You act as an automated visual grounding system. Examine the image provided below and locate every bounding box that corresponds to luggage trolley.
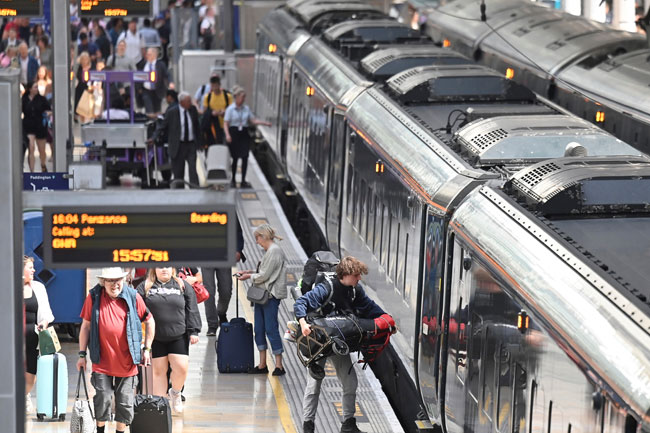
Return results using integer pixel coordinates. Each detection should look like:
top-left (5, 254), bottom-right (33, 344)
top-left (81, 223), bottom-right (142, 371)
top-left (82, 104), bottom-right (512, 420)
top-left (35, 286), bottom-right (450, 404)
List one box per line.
top-left (80, 70), bottom-right (165, 187)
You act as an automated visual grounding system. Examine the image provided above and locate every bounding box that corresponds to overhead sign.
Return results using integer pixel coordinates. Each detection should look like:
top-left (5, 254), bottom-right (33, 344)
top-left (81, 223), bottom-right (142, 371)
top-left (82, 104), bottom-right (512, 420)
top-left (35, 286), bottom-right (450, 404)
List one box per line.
top-left (79, 0), bottom-right (151, 17)
top-left (0, 0), bottom-right (43, 17)
top-left (42, 205), bottom-right (236, 268)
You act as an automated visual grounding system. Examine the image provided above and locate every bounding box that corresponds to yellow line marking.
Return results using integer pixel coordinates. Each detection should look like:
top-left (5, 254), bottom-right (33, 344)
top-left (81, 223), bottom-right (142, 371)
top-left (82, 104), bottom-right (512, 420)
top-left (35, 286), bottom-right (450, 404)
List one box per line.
top-left (238, 281), bottom-right (298, 433)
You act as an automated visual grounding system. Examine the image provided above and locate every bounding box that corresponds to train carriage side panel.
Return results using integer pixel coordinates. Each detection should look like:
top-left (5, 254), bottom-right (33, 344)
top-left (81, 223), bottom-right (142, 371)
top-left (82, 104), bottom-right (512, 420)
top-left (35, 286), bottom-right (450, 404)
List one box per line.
top-left (444, 187), bottom-right (650, 433)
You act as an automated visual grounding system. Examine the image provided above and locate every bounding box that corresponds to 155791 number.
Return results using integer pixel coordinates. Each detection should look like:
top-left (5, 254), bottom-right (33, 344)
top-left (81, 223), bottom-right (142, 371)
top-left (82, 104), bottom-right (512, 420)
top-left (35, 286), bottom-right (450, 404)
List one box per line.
top-left (112, 249), bottom-right (170, 263)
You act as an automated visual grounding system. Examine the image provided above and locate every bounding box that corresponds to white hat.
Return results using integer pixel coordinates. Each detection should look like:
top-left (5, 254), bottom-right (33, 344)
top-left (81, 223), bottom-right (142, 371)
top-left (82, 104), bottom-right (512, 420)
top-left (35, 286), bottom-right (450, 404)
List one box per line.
top-left (97, 267), bottom-right (129, 279)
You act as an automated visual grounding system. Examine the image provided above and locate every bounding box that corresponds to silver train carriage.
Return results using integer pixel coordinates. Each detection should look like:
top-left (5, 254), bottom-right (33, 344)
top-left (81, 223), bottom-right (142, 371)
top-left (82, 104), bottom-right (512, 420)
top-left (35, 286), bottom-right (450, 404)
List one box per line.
top-left (423, 0), bottom-right (650, 154)
top-left (253, 1), bottom-right (650, 432)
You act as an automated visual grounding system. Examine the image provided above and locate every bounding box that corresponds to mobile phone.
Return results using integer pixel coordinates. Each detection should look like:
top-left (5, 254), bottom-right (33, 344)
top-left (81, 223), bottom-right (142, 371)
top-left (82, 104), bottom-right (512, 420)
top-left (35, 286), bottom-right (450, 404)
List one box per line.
top-left (233, 272), bottom-right (242, 277)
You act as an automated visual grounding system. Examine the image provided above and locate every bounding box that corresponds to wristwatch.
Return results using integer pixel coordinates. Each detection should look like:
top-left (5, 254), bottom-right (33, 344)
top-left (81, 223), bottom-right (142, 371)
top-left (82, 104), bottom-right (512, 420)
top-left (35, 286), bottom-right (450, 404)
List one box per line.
top-left (78, 350), bottom-right (87, 358)
top-left (143, 347), bottom-right (152, 352)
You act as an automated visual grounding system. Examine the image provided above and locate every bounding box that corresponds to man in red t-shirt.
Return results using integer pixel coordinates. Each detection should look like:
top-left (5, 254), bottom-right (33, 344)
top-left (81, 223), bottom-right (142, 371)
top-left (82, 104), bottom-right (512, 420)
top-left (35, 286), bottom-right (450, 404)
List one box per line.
top-left (77, 268), bottom-right (155, 433)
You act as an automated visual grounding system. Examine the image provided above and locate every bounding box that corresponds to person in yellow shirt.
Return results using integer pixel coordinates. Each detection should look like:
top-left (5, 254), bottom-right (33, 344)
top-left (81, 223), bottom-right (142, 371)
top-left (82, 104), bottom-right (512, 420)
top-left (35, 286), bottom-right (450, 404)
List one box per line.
top-left (201, 76), bottom-right (231, 146)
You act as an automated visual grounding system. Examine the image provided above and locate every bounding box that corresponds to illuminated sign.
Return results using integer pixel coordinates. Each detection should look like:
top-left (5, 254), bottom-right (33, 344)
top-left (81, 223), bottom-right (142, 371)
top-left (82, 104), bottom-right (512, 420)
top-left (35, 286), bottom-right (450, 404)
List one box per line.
top-left (0, 0), bottom-right (43, 16)
top-left (79, 0), bottom-right (151, 17)
top-left (42, 205), bottom-right (235, 268)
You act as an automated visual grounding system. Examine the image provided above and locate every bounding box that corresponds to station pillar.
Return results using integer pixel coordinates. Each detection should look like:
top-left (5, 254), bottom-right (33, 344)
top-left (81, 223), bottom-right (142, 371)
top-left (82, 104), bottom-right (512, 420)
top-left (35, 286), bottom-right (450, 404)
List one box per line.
top-left (612, 0), bottom-right (637, 30)
top-left (0, 69), bottom-right (25, 433)
top-left (582, 0), bottom-right (607, 22)
top-left (51, 1), bottom-right (71, 171)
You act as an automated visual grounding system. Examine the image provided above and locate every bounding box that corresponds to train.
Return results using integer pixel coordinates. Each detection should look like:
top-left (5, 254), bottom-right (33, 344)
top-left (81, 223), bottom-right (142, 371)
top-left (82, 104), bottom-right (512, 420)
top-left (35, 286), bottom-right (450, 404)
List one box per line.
top-left (252, 1), bottom-right (650, 432)
top-left (422, 0), bottom-right (650, 155)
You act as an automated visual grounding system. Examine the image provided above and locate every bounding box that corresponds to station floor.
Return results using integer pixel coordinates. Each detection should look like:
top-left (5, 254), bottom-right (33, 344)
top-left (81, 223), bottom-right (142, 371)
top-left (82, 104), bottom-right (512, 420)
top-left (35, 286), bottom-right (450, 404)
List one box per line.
top-left (25, 155), bottom-right (403, 433)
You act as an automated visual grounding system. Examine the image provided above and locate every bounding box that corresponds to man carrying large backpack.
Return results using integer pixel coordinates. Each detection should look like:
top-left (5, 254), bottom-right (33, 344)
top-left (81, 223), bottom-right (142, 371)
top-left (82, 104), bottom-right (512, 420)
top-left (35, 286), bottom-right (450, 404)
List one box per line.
top-left (294, 256), bottom-right (395, 433)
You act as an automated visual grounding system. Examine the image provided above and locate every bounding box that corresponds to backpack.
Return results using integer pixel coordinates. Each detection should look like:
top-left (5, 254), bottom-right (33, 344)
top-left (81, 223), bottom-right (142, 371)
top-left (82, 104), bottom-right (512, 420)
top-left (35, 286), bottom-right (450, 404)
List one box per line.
top-left (299, 250), bottom-right (339, 295)
top-left (201, 89), bottom-right (231, 145)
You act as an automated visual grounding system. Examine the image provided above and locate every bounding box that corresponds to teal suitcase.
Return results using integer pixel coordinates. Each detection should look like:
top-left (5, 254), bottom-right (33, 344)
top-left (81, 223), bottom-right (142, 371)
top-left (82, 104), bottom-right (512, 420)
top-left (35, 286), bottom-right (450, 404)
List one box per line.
top-left (36, 353), bottom-right (68, 421)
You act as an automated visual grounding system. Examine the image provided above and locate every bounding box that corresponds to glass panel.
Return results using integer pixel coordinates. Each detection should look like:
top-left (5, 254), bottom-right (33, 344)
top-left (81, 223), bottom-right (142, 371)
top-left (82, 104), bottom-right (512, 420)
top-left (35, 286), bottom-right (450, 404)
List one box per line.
top-left (497, 344), bottom-right (513, 432)
top-left (468, 313), bottom-right (483, 399)
top-left (513, 363), bottom-right (527, 433)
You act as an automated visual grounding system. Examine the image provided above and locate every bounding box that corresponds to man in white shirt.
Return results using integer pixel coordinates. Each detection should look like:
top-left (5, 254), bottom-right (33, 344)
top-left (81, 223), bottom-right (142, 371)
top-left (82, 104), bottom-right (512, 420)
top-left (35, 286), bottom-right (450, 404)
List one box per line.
top-left (138, 47), bottom-right (167, 116)
top-left (116, 18), bottom-right (142, 64)
top-left (149, 92), bottom-right (203, 188)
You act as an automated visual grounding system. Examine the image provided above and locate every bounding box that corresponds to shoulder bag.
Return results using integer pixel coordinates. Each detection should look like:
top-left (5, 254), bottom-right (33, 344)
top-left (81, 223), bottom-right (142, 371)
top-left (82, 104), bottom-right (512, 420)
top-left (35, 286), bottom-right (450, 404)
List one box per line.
top-left (246, 284), bottom-right (270, 305)
top-left (179, 268), bottom-right (210, 304)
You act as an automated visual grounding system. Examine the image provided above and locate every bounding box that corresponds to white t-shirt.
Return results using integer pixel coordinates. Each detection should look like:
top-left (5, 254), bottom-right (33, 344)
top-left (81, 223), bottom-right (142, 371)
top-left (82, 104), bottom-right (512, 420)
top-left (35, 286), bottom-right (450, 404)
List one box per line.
top-left (117, 30), bottom-right (142, 63)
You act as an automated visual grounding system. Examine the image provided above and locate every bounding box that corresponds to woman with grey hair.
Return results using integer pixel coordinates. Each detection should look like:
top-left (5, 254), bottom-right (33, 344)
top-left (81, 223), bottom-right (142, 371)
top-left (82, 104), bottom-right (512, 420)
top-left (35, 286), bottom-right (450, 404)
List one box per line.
top-left (237, 224), bottom-right (287, 375)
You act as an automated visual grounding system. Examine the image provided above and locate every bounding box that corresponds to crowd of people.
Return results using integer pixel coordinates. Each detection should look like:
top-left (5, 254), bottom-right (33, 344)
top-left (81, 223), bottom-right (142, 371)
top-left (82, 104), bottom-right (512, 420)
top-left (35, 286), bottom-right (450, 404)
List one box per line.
top-left (24, 236), bottom-right (387, 433)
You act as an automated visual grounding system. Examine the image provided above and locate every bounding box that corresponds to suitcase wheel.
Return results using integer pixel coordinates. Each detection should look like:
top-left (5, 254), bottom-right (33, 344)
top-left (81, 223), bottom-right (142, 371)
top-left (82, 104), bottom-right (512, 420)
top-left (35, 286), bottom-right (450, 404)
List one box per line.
top-left (36, 413), bottom-right (44, 421)
top-left (59, 414), bottom-right (66, 421)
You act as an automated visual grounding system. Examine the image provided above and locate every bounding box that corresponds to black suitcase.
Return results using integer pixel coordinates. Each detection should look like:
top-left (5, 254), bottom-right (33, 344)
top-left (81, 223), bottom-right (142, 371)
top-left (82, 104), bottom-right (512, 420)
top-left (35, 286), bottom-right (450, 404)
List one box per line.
top-left (130, 366), bottom-right (172, 433)
top-left (216, 279), bottom-right (254, 373)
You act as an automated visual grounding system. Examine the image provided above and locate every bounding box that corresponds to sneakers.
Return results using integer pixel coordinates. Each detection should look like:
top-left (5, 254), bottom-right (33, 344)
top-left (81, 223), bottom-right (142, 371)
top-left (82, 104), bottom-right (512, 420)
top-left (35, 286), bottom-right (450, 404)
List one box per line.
top-left (206, 327), bottom-right (217, 336)
top-left (303, 420), bottom-right (315, 433)
top-left (168, 388), bottom-right (183, 414)
top-left (340, 417), bottom-right (364, 433)
top-left (240, 181), bottom-right (252, 188)
top-left (25, 393), bottom-right (33, 413)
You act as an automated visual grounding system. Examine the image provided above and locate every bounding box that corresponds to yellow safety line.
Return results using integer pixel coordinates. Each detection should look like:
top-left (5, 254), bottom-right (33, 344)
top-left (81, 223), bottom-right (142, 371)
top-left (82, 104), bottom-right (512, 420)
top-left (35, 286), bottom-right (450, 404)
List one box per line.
top-left (237, 282), bottom-right (298, 433)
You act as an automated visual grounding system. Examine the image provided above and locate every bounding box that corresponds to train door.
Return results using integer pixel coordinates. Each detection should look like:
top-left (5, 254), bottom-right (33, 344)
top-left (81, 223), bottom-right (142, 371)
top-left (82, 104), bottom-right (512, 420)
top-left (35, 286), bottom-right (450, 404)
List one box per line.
top-left (417, 210), bottom-right (446, 424)
top-left (324, 111), bottom-right (346, 256)
top-left (442, 235), bottom-right (472, 433)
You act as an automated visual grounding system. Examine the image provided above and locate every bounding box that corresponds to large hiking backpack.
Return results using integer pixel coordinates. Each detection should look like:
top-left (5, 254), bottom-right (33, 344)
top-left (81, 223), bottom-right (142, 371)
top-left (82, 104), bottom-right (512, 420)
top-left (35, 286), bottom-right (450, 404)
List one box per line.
top-left (299, 251), bottom-right (339, 295)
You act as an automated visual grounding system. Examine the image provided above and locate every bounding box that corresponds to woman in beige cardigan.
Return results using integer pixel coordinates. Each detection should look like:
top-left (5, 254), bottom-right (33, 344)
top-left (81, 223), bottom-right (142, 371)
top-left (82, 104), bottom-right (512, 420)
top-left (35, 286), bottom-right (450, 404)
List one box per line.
top-left (237, 224), bottom-right (287, 376)
top-left (23, 255), bottom-right (54, 412)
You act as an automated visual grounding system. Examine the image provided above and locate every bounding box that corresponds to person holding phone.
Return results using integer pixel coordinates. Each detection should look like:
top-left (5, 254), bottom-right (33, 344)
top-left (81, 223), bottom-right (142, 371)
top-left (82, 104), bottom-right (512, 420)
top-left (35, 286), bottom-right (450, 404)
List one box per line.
top-left (23, 255), bottom-right (54, 413)
top-left (236, 224), bottom-right (287, 375)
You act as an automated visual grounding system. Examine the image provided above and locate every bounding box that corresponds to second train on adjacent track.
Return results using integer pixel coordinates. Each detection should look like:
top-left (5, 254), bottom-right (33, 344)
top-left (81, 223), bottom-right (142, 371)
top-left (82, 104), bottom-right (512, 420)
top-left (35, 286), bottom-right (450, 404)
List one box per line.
top-left (252, 1), bottom-right (650, 432)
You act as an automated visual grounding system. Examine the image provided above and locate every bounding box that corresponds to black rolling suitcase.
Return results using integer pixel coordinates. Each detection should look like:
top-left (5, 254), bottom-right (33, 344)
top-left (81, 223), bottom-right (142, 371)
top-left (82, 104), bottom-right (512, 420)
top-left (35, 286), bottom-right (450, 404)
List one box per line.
top-left (130, 365), bottom-right (172, 433)
top-left (216, 278), bottom-right (254, 373)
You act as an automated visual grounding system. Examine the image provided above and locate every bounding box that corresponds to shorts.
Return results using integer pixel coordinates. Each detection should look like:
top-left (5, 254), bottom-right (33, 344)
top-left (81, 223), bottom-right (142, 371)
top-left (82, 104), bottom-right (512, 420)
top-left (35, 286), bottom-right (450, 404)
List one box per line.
top-left (152, 334), bottom-right (189, 358)
top-left (91, 372), bottom-right (138, 425)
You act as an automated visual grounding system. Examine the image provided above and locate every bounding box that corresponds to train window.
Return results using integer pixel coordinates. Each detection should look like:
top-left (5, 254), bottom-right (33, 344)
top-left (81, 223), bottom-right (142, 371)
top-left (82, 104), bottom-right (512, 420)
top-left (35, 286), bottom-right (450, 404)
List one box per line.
top-left (468, 313), bottom-right (482, 400)
top-left (403, 232), bottom-right (408, 299)
top-left (387, 212), bottom-right (393, 276)
top-left (347, 163), bottom-right (354, 220)
top-left (373, 194), bottom-right (380, 255)
top-left (352, 171), bottom-right (359, 230)
top-left (497, 344), bottom-right (513, 432)
top-left (455, 293), bottom-right (467, 383)
top-left (529, 380), bottom-right (536, 433)
top-left (359, 178), bottom-right (367, 235)
top-left (482, 327), bottom-right (494, 421)
top-left (513, 363), bottom-right (527, 433)
top-left (365, 185), bottom-right (372, 245)
top-left (395, 222), bottom-right (401, 285)
top-left (380, 203), bottom-right (386, 265)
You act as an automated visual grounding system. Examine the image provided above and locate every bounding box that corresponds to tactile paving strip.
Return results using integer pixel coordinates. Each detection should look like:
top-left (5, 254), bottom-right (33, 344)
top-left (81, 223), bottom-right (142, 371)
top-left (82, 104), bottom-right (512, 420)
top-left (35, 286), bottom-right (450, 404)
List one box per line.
top-left (236, 156), bottom-right (403, 433)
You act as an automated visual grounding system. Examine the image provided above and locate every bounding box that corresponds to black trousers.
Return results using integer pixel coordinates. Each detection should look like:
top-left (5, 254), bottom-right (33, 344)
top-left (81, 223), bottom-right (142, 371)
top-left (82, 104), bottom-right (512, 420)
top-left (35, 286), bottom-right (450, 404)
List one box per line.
top-left (171, 142), bottom-right (199, 188)
top-left (142, 89), bottom-right (162, 114)
top-left (202, 267), bottom-right (234, 329)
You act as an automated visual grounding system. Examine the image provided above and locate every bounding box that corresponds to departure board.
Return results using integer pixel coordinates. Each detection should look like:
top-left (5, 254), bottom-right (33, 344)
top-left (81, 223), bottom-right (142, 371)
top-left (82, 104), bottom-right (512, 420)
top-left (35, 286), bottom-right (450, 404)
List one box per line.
top-left (0, 0), bottom-right (42, 17)
top-left (42, 205), bottom-right (235, 268)
top-left (79, 0), bottom-right (151, 17)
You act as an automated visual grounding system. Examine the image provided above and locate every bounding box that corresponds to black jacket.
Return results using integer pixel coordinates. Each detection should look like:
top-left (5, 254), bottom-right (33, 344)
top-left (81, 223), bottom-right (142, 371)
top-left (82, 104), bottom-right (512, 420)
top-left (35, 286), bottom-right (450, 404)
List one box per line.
top-left (152, 104), bottom-right (203, 158)
top-left (136, 57), bottom-right (168, 100)
top-left (136, 278), bottom-right (201, 342)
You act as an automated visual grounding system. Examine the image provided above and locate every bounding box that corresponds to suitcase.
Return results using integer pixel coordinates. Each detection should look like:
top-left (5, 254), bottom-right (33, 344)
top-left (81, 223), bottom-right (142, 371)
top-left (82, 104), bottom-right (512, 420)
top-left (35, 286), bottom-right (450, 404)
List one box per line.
top-left (130, 365), bottom-right (172, 433)
top-left (216, 279), bottom-right (254, 373)
top-left (36, 353), bottom-right (68, 421)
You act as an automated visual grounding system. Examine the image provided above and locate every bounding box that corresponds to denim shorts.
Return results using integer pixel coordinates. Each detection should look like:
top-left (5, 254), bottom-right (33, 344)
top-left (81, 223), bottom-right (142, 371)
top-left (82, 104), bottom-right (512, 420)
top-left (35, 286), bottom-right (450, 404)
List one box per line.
top-left (91, 372), bottom-right (138, 425)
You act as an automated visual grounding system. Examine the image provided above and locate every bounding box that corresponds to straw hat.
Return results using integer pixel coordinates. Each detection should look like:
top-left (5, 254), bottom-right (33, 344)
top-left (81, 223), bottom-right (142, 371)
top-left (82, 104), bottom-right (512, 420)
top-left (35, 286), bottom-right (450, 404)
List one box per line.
top-left (97, 267), bottom-right (129, 279)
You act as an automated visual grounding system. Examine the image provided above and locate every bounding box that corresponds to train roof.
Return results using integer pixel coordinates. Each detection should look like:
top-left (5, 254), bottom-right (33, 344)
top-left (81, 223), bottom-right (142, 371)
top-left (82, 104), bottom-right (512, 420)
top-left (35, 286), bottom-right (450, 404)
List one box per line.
top-left (480, 9), bottom-right (646, 75)
top-left (290, 2), bottom-right (384, 32)
top-left (386, 64), bottom-right (535, 103)
top-left (453, 114), bottom-right (641, 167)
top-left (258, 7), bottom-right (306, 52)
top-left (558, 48), bottom-right (650, 126)
top-left (360, 46), bottom-right (472, 80)
top-left (293, 36), bottom-right (372, 105)
top-left (323, 19), bottom-right (420, 44)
